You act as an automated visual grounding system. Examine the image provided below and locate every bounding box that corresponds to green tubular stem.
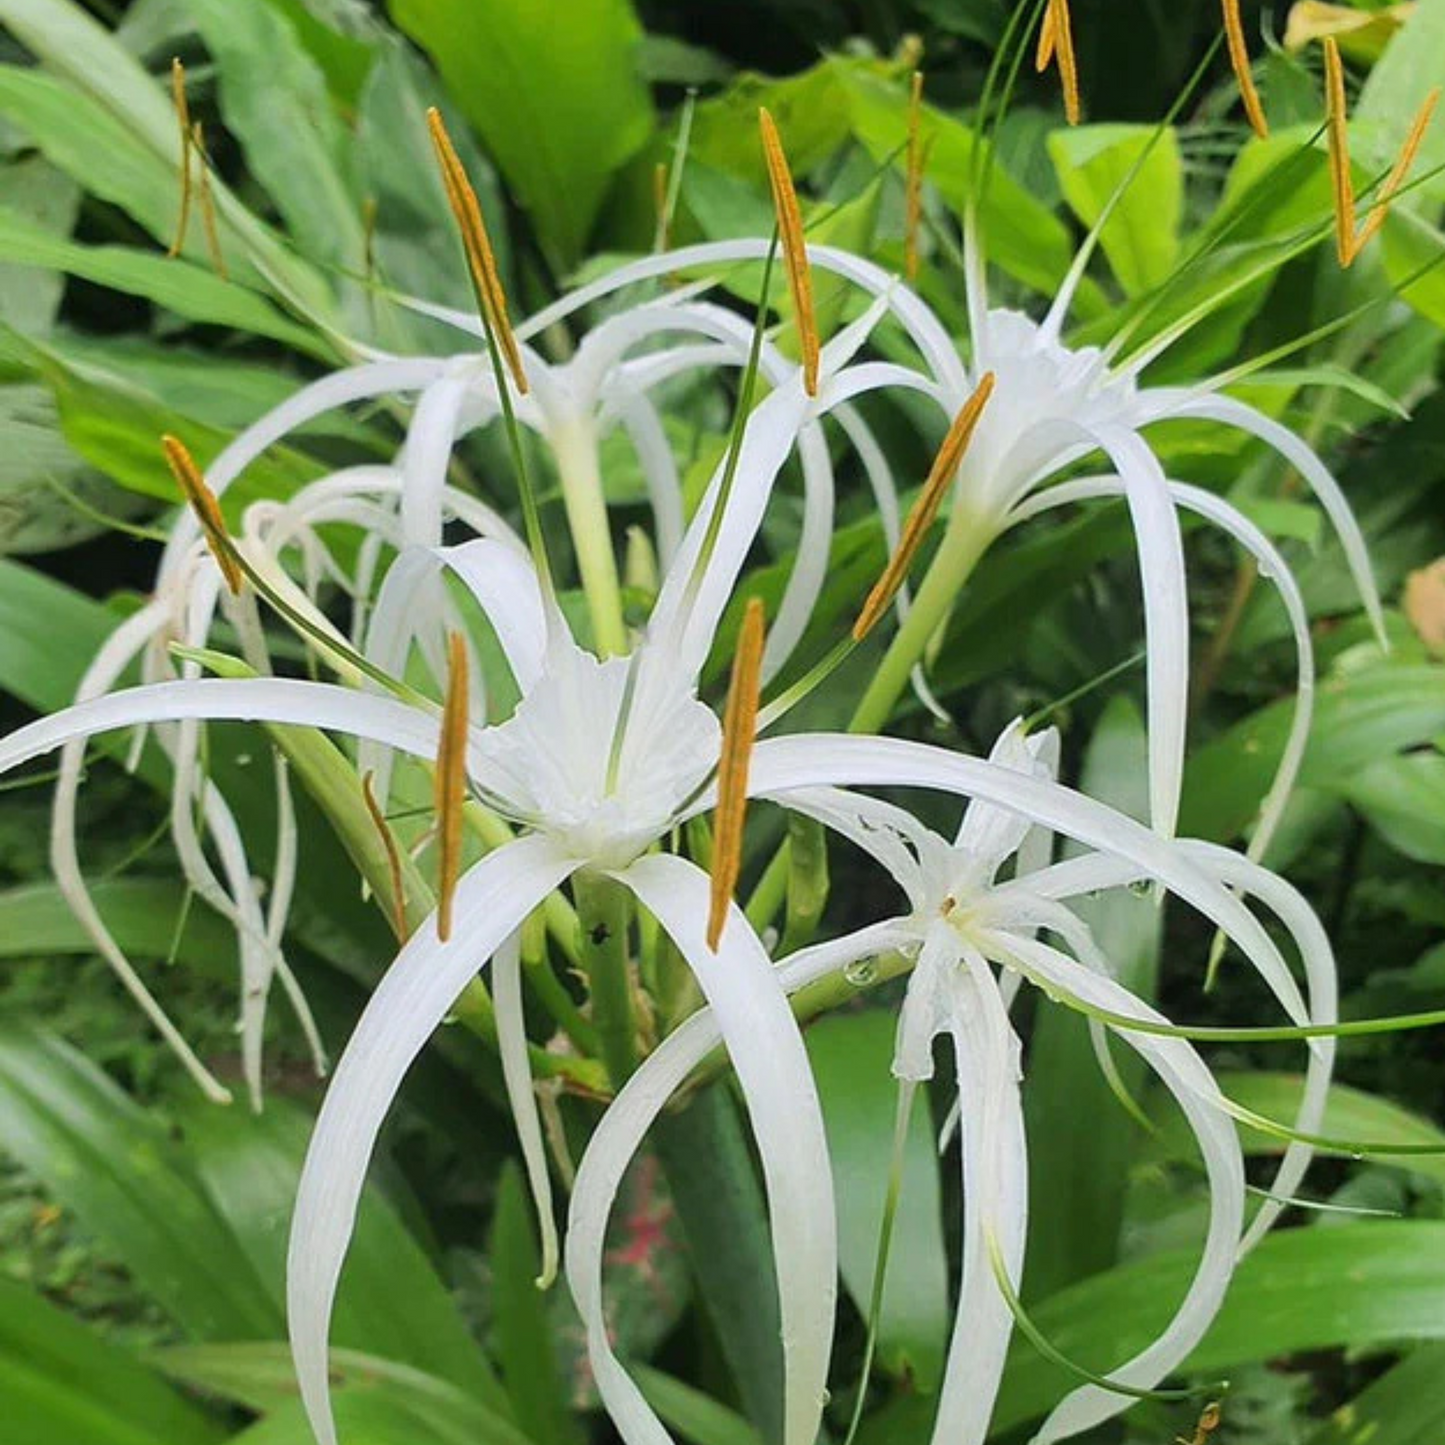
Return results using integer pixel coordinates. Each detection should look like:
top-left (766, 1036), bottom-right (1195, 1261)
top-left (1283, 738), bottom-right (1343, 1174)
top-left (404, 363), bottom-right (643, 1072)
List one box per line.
top-left (574, 870), bottom-right (638, 1087)
top-left (744, 841), bottom-right (790, 937)
top-left (552, 417), bottom-right (629, 657)
top-left (850, 503), bottom-right (994, 735)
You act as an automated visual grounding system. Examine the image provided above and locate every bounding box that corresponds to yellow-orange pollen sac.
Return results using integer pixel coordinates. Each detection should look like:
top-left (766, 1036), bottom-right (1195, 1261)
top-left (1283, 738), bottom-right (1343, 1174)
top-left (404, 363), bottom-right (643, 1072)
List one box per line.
top-left (709, 598), bottom-right (767, 950)
top-left (759, 108), bottom-right (821, 397)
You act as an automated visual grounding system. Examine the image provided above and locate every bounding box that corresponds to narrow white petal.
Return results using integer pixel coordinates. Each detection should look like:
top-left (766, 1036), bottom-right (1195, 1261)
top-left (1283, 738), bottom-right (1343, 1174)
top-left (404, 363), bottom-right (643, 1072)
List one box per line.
top-left (1145, 391), bottom-right (1384, 641)
top-left (763, 421), bottom-right (835, 683)
top-left (990, 933), bottom-right (1243, 1444)
top-left (1177, 843), bottom-right (1336, 1251)
top-left (492, 929), bottom-right (559, 1286)
top-left (746, 735), bottom-right (1300, 998)
top-left (400, 373), bottom-right (472, 549)
top-left (1, 680), bottom-right (442, 781)
top-left (930, 945), bottom-right (1027, 1445)
top-left (597, 855), bottom-right (837, 1445)
top-left (48, 601), bottom-right (232, 1102)
top-left (518, 242), bottom-right (966, 393)
top-left (565, 919), bottom-right (907, 1445)
top-left (1008, 476), bottom-right (1314, 865)
top-left (161, 358), bottom-right (448, 579)
top-left (1085, 426), bottom-right (1189, 839)
top-left (780, 787), bottom-right (934, 911)
top-left (288, 836), bottom-right (575, 1445)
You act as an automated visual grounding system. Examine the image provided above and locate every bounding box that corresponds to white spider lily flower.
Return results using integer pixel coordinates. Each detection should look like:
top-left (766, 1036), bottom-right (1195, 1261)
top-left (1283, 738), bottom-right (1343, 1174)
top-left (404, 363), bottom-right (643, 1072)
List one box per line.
top-left (834, 214), bottom-right (1382, 852)
top-left (0, 629), bottom-right (834, 1445)
top-left (579, 719), bottom-right (1336, 1445)
top-left (47, 461), bottom-right (517, 1107)
top-left (5, 308), bottom-right (912, 1445)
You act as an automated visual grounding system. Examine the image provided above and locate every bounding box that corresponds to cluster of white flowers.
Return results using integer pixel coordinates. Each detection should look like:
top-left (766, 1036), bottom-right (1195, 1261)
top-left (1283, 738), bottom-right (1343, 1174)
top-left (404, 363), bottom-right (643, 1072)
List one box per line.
top-left (0, 99), bottom-right (1376, 1445)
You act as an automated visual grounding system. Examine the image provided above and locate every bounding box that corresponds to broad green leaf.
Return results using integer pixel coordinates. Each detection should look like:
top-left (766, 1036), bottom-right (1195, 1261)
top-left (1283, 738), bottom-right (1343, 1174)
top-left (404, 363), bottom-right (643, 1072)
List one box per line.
top-left (653, 1085), bottom-right (784, 1445)
top-left (260, 0), bottom-right (380, 108)
top-left (806, 1010), bottom-right (947, 1392)
top-left (0, 1021), bottom-right (281, 1340)
top-left (1336, 750), bottom-right (1445, 863)
top-left (4, 332), bottom-right (321, 506)
top-left (0, 65), bottom-right (193, 266)
top-left (837, 65), bottom-right (1089, 307)
top-left (993, 1221), bottom-right (1445, 1433)
top-left (0, 558), bottom-right (140, 712)
top-left (489, 1163), bottom-right (581, 1445)
top-left (189, 0), bottom-right (365, 274)
top-left (634, 1367), bottom-right (764, 1445)
top-left (355, 39), bottom-right (502, 353)
top-left (0, 878), bottom-right (235, 974)
top-left (0, 1278), bottom-right (225, 1445)
top-left (223, 1372), bottom-right (534, 1445)
top-left (156, 1342), bottom-right (532, 1444)
top-left (387, 0), bottom-right (655, 269)
top-left (1180, 663), bottom-right (1445, 842)
top-left (0, 153), bottom-right (77, 333)
top-left (0, 205), bottom-right (322, 353)
top-left (1358, 0), bottom-right (1445, 198)
top-left (1145, 1071), bottom-right (1445, 1193)
top-left (176, 1098), bottom-right (507, 1411)
top-left (1023, 697), bottom-right (1161, 1301)
top-left (0, 0), bottom-right (176, 155)
top-left (1303, 1344), bottom-right (1445, 1445)
top-left (0, 0), bottom-right (334, 318)
top-left (0, 382), bottom-right (149, 554)
top-left (1048, 124), bottom-right (1182, 295)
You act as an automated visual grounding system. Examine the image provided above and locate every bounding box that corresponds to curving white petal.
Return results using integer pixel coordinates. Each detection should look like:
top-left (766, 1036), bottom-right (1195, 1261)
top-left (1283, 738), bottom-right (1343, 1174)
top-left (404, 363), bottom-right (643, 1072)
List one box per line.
top-left (990, 932), bottom-right (1244, 1444)
top-left (745, 735), bottom-right (1301, 1003)
top-left (492, 930), bottom-right (559, 1286)
top-left (400, 372), bottom-right (473, 549)
top-left (1008, 476), bottom-right (1314, 865)
top-left (931, 943), bottom-right (1028, 1445)
top-left (436, 537), bottom-right (554, 693)
top-left (1177, 842), bottom-right (1335, 1251)
top-left (161, 358), bottom-right (448, 579)
top-left (1085, 426), bottom-right (1189, 840)
top-left (2, 680), bottom-right (442, 781)
top-left (517, 241), bottom-right (966, 394)
top-left (563, 920), bottom-right (907, 1445)
top-left (1142, 391), bottom-right (1385, 643)
top-left (288, 835), bottom-right (575, 1445)
top-left (48, 600), bottom-right (233, 1102)
top-left (580, 854), bottom-right (838, 1445)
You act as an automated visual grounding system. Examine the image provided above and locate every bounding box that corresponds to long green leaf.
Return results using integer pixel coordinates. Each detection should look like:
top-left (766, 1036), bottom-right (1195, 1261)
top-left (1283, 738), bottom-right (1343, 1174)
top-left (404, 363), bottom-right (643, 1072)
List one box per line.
top-left (156, 1342), bottom-right (533, 1444)
top-left (0, 878), bottom-right (236, 974)
top-left (1180, 663), bottom-right (1445, 842)
top-left (387, 0), bottom-right (655, 269)
top-left (0, 1021), bottom-right (281, 1340)
top-left (189, 0), bottom-right (366, 273)
top-left (176, 1098), bottom-right (508, 1411)
top-left (1303, 1344), bottom-right (1445, 1445)
top-left (993, 1222), bottom-right (1445, 1433)
top-left (806, 1009), bottom-right (947, 1392)
top-left (0, 1278), bottom-right (226, 1445)
top-left (1023, 697), bottom-right (1160, 1301)
top-left (0, 206), bottom-right (321, 353)
top-left (489, 1163), bottom-right (581, 1445)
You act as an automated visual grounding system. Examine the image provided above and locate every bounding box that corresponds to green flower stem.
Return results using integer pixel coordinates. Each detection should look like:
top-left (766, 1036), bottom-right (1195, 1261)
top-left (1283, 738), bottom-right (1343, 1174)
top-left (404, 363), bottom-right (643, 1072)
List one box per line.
top-left (574, 870), bottom-right (637, 1087)
top-left (849, 503), bottom-right (995, 735)
top-left (553, 418), bottom-right (629, 657)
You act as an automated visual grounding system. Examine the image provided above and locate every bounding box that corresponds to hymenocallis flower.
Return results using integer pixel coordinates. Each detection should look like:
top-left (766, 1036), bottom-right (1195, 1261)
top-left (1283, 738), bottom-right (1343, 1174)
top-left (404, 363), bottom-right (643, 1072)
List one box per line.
top-left (0, 263), bottom-right (926, 1445)
top-left (49, 454), bottom-right (522, 1108)
top-left (569, 720), bottom-right (1337, 1445)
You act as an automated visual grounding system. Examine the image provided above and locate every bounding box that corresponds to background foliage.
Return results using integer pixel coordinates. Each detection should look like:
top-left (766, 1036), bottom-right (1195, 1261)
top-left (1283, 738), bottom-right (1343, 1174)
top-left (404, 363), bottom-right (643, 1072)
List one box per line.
top-left (1, 1), bottom-right (1444, 1442)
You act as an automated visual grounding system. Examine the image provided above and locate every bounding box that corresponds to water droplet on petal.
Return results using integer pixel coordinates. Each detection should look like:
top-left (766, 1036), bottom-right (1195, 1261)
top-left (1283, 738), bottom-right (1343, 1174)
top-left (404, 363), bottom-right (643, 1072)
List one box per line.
top-left (844, 958), bottom-right (878, 988)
